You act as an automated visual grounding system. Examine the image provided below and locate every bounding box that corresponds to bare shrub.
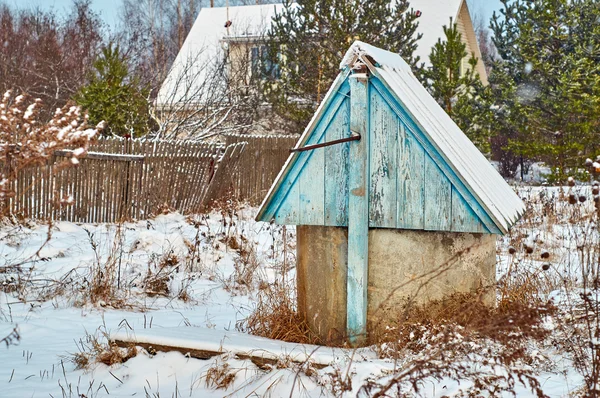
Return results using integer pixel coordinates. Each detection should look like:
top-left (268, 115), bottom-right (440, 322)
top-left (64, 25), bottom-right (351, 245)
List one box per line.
top-left (362, 289), bottom-right (554, 397)
top-left (545, 170), bottom-right (600, 396)
top-left (499, 166), bottom-right (600, 395)
top-left (0, 90), bottom-right (100, 292)
top-left (0, 91), bottom-right (100, 207)
top-left (375, 290), bottom-right (554, 353)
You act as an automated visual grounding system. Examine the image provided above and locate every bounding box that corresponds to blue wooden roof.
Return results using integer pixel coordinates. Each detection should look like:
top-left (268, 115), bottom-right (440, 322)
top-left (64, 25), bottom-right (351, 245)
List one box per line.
top-left (256, 42), bottom-right (524, 235)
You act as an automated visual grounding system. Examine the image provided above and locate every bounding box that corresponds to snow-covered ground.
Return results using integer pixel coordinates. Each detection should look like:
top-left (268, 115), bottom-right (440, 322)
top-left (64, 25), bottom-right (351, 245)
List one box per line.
top-left (0, 196), bottom-right (593, 397)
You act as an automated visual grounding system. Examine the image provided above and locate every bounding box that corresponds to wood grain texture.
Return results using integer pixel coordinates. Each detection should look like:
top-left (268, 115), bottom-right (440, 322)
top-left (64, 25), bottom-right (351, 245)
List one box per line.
top-left (324, 98), bottom-right (350, 227)
top-left (424, 153), bottom-right (452, 231)
top-left (369, 89), bottom-right (397, 228)
top-left (369, 78), bottom-right (501, 234)
top-left (258, 73), bottom-right (501, 235)
top-left (451, 186), bottom-right (487, 233)
top-left (299, 142), bottom-right (325, 225)
top-left (397, 125), bottom-right (425, 230)
top-left (264, 89), bottom-right (349, 222)
top-left (347, 75), bottom-right (370, 345)
top-left (258, 77), bottom-right (351, 221)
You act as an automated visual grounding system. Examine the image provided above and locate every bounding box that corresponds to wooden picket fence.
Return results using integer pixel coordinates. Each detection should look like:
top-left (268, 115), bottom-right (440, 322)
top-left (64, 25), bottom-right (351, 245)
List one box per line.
top-left (4, 133), bottom-right (298, 223)
top-left (224, 133), bottom-right (298, 205)
top-left (6, 138), bottom-right (244, 222)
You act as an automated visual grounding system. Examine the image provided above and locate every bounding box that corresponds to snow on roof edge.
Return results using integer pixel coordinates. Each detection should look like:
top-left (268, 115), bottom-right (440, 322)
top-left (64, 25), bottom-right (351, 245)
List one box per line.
top-left (342, 40), bottom-right (524, 232)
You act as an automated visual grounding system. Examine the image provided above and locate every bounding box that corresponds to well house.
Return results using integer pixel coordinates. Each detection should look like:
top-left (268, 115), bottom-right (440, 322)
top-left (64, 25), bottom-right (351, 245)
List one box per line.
top-left (256, 41), bottom-right (524, 345)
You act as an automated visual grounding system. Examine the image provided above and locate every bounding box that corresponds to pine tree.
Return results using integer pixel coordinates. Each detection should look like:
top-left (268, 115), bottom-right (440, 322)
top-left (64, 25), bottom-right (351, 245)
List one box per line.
top-left (75, 44), bottom-right (151, 137)
top-left (489, 0), bottom-right (600, 181)
top-left (423, 18), bottom-right (493, 153)
top-left (262, 0), bottom-right (422, 132)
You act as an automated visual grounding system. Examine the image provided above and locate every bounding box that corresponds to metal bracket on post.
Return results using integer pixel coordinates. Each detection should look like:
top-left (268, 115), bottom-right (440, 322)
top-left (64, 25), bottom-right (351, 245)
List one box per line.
top-left (347, 72), bottom-right (369, 346)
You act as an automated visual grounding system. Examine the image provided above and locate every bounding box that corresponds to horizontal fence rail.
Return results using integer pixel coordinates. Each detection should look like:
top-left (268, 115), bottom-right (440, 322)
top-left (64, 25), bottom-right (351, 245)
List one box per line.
top-left (3, 133), bottom-right (298, 223)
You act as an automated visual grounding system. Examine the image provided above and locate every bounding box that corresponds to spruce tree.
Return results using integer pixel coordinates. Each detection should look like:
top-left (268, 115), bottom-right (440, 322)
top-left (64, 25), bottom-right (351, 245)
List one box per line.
top-left (423, 18), bottom-right (493, 153)
top-left (489, 0), bottom-right (600, 181)
top-left (75, 44), bottom-right (151, 137)
top-left (262, 0), bottom-right (422, 132)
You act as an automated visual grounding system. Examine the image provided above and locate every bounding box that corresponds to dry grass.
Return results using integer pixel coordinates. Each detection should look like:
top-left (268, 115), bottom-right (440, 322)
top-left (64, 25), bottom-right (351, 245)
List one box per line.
top-left (237, 282), bottom-right (322, 346)
top-left (358, 285), bottom-right (555, 397)
top-left (143, 269), bottom-right (171, 297)
top-left (204, 359), bottom-right (237, 390)
top-left (374, 289), bottom-right (555, 355)
top-left (502, 177), bottom-right (600, 395)
top-left (71, 330), bottom-right (137, 370)
top-left (81, 225), bottom-right (127, 307)
top-left (143, 251), bottom-right (181, 297)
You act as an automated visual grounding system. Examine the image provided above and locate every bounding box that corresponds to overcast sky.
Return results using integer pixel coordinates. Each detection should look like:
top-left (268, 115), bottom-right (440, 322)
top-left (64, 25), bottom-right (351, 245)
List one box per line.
top-left (14, 0), bottom-right (504, 31)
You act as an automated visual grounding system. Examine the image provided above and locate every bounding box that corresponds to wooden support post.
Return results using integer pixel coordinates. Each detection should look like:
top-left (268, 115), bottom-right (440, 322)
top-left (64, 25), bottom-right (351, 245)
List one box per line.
top-left (347, 72), bottom-right (369, 345)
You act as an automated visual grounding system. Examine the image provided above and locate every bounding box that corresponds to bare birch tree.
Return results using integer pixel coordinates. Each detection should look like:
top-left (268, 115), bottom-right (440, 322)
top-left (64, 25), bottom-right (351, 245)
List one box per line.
top-left (117, 0), bottom-right (202, 96)
top-left (153, 40), bottom-right (262, 140)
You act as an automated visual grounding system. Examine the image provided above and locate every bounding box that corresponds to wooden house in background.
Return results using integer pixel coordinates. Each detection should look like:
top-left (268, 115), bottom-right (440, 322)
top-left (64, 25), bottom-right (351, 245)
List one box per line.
top-left (156, 0), bottom-right (487, 119)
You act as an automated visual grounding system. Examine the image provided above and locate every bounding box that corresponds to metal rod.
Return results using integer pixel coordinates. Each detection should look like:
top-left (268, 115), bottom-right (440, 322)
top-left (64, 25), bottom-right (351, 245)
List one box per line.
top-left (290, 132), bottom-right (361, 153)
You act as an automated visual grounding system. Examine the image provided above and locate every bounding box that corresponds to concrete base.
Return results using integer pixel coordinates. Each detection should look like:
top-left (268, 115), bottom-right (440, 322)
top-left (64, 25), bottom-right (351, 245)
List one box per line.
top-left (296, 225), bottom-right (496, 345)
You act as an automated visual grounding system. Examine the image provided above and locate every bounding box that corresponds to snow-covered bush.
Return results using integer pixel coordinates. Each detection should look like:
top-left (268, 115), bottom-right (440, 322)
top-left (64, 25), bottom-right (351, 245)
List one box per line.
top-left (0, 90), bottom-right (102, 210)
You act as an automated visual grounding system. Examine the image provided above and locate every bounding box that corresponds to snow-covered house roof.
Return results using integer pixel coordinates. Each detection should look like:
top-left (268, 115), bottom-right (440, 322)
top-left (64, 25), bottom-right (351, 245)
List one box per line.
top-left (157, 1), bottom-right (486, 108)
top-left (411, 0), bottom-right (487, 82)
top-left (256, 41), bottom-right (523, 234)
top-left (156, 3), bottom-right (283, 108)
top-left (412, 0), bottom-right (462, 64)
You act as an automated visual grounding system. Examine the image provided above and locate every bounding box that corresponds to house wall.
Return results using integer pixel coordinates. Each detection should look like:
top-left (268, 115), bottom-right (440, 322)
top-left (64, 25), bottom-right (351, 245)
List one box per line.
top-left (296, 225), bottom-right (496, 344)
top-left (227, 41), bottom-right (255, 84)
top-left (457, 1), bottom-right (488, 84)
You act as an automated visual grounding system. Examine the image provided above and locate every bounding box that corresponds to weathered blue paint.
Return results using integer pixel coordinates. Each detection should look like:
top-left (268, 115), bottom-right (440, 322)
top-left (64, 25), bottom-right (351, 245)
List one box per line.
top-left (258, 70), bottom-right (500, 235)
top-left (451, 186), bottom-right (486, 233)
top-left (369, 89), bottom-right (397, 228)
top-left (369, 77), bottom-right (501, 234)
top-left (424, 153), bottom-right (452, 231)
top-left (257, 71), bottom-right (351, 223)
top-left (324, 99), bottom-right (351, 226)
top-left (397, 126), bottom-right (425, 229)
top-left (347, 74), bottom-right (369, 344)
top-left (299, 128), bottom-right (325, 226)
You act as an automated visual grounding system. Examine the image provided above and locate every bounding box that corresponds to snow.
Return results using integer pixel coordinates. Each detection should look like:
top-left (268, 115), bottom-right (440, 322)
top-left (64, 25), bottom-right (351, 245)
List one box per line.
top-left (259, 40), bottom-right (523, 230)
top-left (157, 0), bottom-right (474, 108)
top-left (111, 326), bottom-right (353, 366)
top-left (0, 200), bottom-right (591, 397)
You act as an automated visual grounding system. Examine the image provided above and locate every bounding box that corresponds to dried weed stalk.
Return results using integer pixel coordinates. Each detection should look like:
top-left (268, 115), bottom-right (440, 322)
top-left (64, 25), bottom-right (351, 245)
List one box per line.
top-left (0, 90), bottom-right (101, 210)
top-left (204, 357), bottom-right (237, 390)
top-left (363, 289), bottom-right (554, 397)
top-left (71, 328), bottom-right (137, 370)
top-left (237, 281), bottom-right (322, 345)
